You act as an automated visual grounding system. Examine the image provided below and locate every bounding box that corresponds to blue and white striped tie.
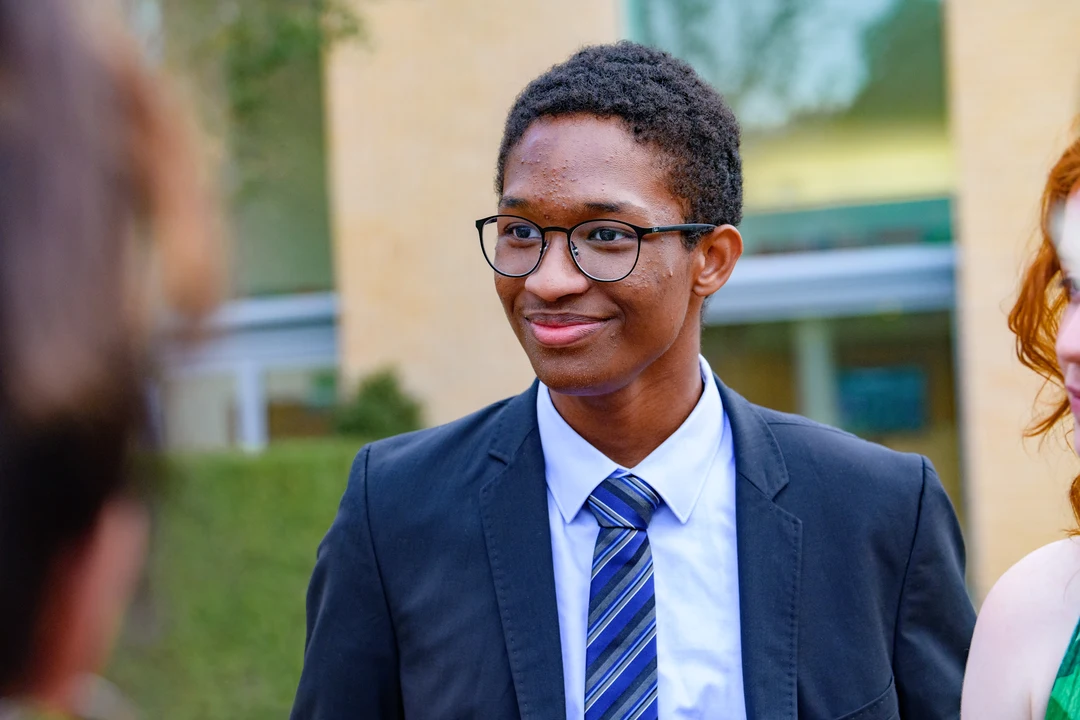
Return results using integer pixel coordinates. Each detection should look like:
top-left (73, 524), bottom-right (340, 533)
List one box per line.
top-left (583, 470), bottom-right (661, 720)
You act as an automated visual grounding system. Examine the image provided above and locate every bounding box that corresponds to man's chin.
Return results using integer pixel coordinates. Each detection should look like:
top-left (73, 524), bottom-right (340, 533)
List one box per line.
top-left (529, 356), bottom-right (624, 398)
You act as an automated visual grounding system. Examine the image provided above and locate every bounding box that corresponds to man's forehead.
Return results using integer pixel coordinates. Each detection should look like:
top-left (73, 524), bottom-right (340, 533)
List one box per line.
top-left (501, 116), bottom-right (677, 220)
top-left (510, 115), bottom-right (643, 163)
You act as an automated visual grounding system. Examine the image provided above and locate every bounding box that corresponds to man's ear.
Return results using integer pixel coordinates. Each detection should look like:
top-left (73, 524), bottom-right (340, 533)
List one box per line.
top-left (693, 224), bottom-right (743, 298)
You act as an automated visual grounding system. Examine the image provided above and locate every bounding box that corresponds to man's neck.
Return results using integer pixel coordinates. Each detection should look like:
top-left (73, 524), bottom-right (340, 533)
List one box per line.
top-left (549, 352), bottom-right (705, 468)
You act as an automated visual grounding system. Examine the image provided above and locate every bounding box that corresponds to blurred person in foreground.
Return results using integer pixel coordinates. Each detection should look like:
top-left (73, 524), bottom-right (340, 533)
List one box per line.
top-left (293, 42), bottom-right (974, 719)
top-left (962, 137), bottom-right (1080, 718)
top-left (0, 1), bottom-right (220, 717)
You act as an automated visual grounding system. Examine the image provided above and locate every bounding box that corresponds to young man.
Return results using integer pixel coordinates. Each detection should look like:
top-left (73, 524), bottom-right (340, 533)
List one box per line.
top-left (291, 42), bottom-right (974, 720)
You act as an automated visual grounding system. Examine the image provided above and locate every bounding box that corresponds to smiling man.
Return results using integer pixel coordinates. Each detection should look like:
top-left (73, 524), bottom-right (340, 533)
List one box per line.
top-left (291, 43), bottom-right (975, 720)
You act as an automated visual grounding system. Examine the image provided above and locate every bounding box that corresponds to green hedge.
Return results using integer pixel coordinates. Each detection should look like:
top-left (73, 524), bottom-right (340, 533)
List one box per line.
top-left (108, 439), bottom-right (363, 719)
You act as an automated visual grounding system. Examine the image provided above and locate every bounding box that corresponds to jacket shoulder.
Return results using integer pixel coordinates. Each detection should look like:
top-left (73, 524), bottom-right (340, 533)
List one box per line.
top-left (342, 391), bottom-right (533, 548)
top-left (754, 405), bottom-right (928, 499)
top-left (359, 393), bottom-right (519, 478)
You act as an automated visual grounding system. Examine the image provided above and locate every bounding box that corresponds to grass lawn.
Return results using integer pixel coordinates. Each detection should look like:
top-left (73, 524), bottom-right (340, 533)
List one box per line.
top-left (108, 439), bottom-right (364, 719)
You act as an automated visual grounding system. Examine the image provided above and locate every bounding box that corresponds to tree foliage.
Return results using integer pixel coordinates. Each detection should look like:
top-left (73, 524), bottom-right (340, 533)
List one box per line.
top-left (163, 0), bottom-right (362, 186)
top-left (220, 0), bottom-right (362, 132)
top-left (334, 369), bottom-right (424, 439)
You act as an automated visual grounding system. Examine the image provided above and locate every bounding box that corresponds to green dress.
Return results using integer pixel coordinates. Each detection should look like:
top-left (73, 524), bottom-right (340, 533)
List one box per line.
top-left (1049, 617), bottom-right (1080, 719)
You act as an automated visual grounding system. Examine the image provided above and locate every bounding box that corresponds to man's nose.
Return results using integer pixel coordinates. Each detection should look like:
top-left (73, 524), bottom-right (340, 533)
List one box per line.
top-left (524, 232), bottom-right (590, 301)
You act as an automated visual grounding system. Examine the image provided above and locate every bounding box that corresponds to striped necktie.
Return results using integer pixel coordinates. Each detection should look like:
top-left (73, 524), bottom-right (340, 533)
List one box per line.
top-left (583, 470), bottom-right (662, 720)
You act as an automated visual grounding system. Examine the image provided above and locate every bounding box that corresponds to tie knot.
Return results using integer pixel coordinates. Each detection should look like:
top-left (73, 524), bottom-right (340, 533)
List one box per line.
top-left (586, 472), bottom-right (661, 530)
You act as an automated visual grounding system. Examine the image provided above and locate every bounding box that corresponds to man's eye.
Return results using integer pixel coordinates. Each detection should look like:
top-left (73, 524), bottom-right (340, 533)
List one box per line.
top-left (588, 227), bottom-right (631, 242)
top-left (506, 225), bottom-right (540, 240)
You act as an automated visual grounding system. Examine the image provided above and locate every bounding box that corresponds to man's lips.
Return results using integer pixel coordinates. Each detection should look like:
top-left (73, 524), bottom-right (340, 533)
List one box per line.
top-left (525, 314), bottom-right (609, 347)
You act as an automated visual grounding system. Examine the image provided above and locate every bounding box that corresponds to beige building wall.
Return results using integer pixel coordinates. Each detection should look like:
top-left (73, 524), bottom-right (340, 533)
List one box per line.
top-left (948, 0), bottom-right (1080, 600)
top-left (325, 0), bottom-right (618, 425)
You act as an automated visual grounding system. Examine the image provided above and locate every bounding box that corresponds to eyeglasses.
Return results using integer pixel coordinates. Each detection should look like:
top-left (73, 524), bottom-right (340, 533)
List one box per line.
top-left (475, 215), bottom-right (716, 283)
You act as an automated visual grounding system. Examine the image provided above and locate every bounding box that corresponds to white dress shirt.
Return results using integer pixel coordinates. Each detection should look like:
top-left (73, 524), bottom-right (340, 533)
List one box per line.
top-left (538, 355), bottom-right (746, 720)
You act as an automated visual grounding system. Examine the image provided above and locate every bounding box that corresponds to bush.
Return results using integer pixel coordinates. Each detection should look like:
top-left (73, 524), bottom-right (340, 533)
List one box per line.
top-left (109, 440), bottom-right (361, 719)
top-left (334, 368), bottom-right (422, 438)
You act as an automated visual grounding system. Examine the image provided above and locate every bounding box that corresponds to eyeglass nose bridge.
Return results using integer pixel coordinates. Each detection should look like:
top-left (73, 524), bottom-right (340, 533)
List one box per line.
top-left (533, 226), bottom-right (582, 273)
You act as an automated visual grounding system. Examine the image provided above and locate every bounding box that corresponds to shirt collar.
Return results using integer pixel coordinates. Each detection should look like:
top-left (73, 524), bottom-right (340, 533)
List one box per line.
top-left (537, 355), bottom-right (725, 526)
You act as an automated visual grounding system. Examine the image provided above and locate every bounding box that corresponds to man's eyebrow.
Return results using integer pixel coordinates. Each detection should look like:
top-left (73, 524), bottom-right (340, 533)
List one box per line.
top-left (583, 200), bottom-right (626, 214)
top-left (583, 200), bottom-right (651, 217)
top-left (498, 197), bottom-right (650, 217)
top-left (499, 196), bottom-right (528, 209)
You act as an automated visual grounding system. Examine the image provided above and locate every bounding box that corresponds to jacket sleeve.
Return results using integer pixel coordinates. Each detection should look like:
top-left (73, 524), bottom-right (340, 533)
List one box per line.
top-left (893, 457), bottom-right (976, 719)
top-left (290, 445), bottom-right (402, 719)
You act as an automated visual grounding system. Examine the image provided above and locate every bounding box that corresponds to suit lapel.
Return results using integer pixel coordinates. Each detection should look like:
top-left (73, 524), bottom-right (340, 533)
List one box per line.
top-left (479, 384), bottom-right (565, 720)
top-left (717, 377), bottom-right (803, 720)
top-left (477, 377), bottom-right (802, 718)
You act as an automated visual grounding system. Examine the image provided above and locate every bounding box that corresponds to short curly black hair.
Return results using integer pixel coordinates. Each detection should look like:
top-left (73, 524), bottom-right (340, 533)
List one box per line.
top-left (495, 41), bottom-right (742, 246)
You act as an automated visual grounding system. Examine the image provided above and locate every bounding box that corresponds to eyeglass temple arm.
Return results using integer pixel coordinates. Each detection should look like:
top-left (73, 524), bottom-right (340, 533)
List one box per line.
top-left (644, 223), bottom-right (718, 235)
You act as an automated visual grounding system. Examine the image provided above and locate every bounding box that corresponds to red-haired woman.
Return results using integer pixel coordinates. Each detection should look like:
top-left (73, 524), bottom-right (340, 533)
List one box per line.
top-left (962, 138), bottom-right (1080, 718)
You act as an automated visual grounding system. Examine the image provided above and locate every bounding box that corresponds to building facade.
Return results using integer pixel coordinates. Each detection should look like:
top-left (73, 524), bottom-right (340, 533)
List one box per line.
top-left (161, 0), bottom-right (1080, 600)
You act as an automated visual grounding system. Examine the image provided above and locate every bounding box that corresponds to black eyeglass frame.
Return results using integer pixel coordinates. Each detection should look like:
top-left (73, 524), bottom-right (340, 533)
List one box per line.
top-left (475, 214), bottom-right (717, 283)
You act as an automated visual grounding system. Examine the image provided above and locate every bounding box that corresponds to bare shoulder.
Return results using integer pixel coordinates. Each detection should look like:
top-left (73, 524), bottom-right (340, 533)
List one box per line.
top-left (962, 538), bottom-right (1080, 719)
top-left (984, 538), bottom-right (1080, 618)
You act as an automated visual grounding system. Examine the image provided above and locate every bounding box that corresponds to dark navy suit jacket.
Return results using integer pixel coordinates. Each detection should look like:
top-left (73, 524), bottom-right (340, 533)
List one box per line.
top-left (291, 376), bottom-right (975, 719)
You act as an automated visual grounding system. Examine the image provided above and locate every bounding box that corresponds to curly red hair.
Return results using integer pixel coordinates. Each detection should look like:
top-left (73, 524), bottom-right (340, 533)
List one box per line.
top-left (1009, 135), bottom-right (1080, 526)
